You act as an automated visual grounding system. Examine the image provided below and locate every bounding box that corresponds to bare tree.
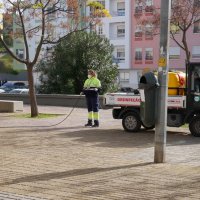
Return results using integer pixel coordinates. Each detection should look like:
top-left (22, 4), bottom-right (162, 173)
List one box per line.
top-left (134, 0), bottom-right (200, 64)
top-left (0, 0), bottom-right (109, 117)
top-left (170, 0), bottom-right (200, 63)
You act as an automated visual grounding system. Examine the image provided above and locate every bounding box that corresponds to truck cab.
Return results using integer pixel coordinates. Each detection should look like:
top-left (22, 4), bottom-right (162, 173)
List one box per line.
top-left (186, 63), bottom-right (200, 136)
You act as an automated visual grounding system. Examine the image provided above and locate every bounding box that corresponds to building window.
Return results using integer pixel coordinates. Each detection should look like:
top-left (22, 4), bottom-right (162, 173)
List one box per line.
top-left (98, 25), bottom-right (103, 35)
top-left (15, 28), bottom-right (23, 35)
top-left (145, 0), bottom-right (153, 13)
top-left (97, 0), bottom-right (105, 8)
top-left (47, 6), bottom-right (56, 20)
top-left (15, 39), bottom-right (22, 44)
top-left (135, 25), bottom-right (143, 40)
top-left (145, 24), bottom-right (153, 39)
top-left (169, 47), bottom-right (180, 59)
top-left (135, 48), bottom-right (142, 63)
top-left (194, 0), bottom-right (200, 8)
top-left (192, 46), bottom-right (200, 58)
top-left (90, 1), bottom-right (105, 17)
top-left (117, 48), bottom-right (125, 62)
top-left (145, 48), bottom-right (153, 63)
top-left (194, 21), bottom-right (200, 33)
top-left (16, 49), bottom-right (24, 59)
top-left (117, 2), bottom-right (125, 16)
top-left (120, 72), bottom-right (129, 81)
top-left (135, 0), bottom-right (143, 15)
top-left (117, 25), bottom-right (125, 37)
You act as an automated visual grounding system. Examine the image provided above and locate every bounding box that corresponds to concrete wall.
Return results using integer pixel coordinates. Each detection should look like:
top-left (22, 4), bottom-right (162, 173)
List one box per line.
top-left (0, 94), bottom-right (105, 109)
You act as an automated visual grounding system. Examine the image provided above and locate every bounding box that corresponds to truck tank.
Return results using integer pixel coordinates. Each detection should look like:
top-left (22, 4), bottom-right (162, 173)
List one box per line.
top-left (168, 71), bottom-right (186, 95)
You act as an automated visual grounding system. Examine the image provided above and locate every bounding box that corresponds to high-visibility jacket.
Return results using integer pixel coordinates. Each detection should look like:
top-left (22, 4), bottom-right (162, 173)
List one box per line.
top-left (83, 77), bottom-right (101, 96)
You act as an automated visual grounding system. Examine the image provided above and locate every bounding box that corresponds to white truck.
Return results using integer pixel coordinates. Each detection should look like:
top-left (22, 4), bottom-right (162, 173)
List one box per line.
top-left (103, 63), bottom-right (200, 137)
top-left (104, 92), bottom-right (186, 129)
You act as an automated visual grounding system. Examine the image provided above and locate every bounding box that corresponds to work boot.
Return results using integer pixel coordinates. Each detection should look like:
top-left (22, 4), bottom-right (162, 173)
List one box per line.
top-left (85, 120), bottom-right (92, 127)
top-left (92, 120), bottom-right (99, 127)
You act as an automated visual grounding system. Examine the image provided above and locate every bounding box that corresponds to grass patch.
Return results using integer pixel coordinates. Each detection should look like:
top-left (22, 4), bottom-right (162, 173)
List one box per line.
top-left (14, 113), bottom-right (63, 119)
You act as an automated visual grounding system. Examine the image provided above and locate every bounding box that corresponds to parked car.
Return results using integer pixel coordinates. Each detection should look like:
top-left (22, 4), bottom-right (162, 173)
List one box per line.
top-left (0, 82), bottom-right (28, 93)
top-left (0, 89), bottom-right (5, 93)
top-left (9, 88), bottom-right (29, 94)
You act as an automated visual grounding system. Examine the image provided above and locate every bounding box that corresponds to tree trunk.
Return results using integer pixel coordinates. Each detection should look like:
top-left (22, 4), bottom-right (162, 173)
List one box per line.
top-left (182, 31), bottom-right (191, 64)
top-left (27, 65), bottom-right (38, 117)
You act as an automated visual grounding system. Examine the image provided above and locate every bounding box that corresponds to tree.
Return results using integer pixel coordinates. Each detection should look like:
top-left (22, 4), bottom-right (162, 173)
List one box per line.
top-left (0, 0), bottom-right (110, 117)
top-left (37, 31), bottom-right (119, 94)
top-left (170, 0), bottom-right (200, 63)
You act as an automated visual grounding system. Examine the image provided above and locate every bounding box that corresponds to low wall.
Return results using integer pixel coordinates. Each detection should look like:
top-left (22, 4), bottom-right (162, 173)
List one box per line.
top-left (0, 94), bottom-right (105, 108)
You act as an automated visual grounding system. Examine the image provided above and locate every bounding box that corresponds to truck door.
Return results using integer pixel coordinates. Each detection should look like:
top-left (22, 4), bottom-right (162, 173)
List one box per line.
top-left (187, 62), bottom-right (200, 111)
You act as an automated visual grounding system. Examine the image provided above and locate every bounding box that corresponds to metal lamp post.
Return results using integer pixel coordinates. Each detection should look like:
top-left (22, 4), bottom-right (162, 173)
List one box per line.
top-left (154, 0), bottom-right (172, 163)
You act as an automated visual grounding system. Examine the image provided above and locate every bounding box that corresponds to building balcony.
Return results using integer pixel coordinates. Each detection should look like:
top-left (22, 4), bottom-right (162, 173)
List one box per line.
top-left (118, 58), bottom-right (125, 63)
top-left (135, 31), bottom-right (142, 36)
top-left (145, 6), bottom-right (153, 14)
top-left (145, 32), bottom-right (153, 40)
top-left (169, 55), bottom-right (180, 59)
top-left (145, 60), bottom-right (153, 64)
top-left (134, 6), bottom-right (143, 16)
top-left (110, 10), bottom-right (125, 17)
top-left (135, 59), bottom-right (142, 64)
top-left (135, 32), bottom-right (143, 40)
top-left (109, 33), bottom-right (125, 40)
top-left (114, 57), bottom-right (125, 63)
top-left (117, 10), bottom-right (125, 16)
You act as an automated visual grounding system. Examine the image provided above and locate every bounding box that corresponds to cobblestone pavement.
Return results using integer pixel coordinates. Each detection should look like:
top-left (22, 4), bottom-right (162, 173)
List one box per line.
top-left (0, 105), bottom-right (200, 200)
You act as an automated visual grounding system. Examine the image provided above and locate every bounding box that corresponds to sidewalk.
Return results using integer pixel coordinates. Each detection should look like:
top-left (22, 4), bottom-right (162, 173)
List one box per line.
top-left (0, 105), bottom-right (200, 200)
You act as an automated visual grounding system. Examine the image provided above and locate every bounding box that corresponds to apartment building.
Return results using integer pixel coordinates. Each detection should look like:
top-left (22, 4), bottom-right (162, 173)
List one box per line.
top-left (95, 0), bottom-right (135, 87)
top-left (97, 0), bottom-right (200, 88)
top-left (13, 13), bottom-right (26, 71)
top-left (131, 0), bottom-right (200, 88)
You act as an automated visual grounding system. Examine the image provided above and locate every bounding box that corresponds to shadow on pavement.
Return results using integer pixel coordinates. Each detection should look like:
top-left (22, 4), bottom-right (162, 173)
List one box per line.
top-left (1, 126), bottom-right (199, 149)
top-left (2, 162), bottom-right (153, 185)
top-left (58, 129), bottom-right (199, 148)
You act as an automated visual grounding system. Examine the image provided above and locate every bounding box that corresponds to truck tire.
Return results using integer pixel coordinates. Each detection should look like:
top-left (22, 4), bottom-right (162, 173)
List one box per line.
top-left (122, 112), bottom-right (141, 132)
top-left (189, 116), bottom-right (200, 137)
top-left (142, 124), bottom-right (155, 130)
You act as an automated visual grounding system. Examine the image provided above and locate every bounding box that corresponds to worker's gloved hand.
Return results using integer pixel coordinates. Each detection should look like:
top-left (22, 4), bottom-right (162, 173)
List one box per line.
top-left (80, 92), bottom-right (84, 95)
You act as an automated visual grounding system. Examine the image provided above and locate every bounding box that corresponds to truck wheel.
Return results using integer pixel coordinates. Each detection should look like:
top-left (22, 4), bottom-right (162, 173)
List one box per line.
top-left (142, 124), bottom-right (155, 130)
top-left (122, 112), bottom-right (141, 132)
top-left (189, 116), bottom-right (200, 137)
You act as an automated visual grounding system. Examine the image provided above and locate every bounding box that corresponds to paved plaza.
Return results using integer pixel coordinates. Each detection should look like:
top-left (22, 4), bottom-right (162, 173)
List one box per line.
top-left (0, 105), bottom-right (200, 200)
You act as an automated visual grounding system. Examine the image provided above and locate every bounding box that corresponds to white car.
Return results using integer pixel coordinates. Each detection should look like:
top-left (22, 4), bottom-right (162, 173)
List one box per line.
top-left (9, 88), bottom-right (29, 94)
top-left (0, 89), bottom-right (5, 93)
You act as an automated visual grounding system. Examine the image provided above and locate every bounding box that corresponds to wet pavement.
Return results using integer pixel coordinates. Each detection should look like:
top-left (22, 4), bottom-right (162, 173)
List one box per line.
top-left (0, 105), bottom-right (200, 199)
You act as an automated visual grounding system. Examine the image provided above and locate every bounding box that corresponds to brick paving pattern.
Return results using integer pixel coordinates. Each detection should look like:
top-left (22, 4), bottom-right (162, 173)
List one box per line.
top-left (0, 105), bottom-right (200, 199)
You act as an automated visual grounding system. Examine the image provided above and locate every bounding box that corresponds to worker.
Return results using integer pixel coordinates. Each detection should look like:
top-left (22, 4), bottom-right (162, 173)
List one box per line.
top-left (82, 69), bottom-right (101, 127)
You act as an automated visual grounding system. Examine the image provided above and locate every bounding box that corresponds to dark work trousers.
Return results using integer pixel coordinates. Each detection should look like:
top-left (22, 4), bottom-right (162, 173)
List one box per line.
top-left (86, 95), bottom-right (99, 113)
